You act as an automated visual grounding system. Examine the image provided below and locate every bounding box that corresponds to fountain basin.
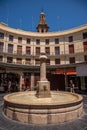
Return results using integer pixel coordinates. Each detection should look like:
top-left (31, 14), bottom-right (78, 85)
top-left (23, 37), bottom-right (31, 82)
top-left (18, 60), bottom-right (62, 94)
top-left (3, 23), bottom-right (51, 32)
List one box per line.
top-left (3, 91), bottom-right (83, 124)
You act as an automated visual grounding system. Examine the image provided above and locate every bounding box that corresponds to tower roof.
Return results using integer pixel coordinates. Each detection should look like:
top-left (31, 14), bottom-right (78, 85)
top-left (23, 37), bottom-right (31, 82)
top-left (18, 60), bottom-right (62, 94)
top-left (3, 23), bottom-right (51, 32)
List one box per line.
top-left (36, 11), bottom-right (49, 33)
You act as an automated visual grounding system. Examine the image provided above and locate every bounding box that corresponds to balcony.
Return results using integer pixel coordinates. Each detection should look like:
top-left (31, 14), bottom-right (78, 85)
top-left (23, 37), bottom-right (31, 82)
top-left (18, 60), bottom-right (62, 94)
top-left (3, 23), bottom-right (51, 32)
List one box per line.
top-left (0, 48), bottom-right (86, 58)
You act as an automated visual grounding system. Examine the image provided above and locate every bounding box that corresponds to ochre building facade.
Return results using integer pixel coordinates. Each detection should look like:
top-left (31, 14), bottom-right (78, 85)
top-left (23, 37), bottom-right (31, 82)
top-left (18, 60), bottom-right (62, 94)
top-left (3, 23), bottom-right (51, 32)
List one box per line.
top-left (0, 11), bottom-right (87, 92)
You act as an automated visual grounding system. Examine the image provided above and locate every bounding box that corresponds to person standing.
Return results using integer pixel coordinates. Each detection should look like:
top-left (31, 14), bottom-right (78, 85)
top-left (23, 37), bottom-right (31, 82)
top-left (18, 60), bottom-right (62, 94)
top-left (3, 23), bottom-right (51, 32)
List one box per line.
top-left (69, 80), bottom-right (75, 93)
top-left (8, 80), bottom-right (11, 92)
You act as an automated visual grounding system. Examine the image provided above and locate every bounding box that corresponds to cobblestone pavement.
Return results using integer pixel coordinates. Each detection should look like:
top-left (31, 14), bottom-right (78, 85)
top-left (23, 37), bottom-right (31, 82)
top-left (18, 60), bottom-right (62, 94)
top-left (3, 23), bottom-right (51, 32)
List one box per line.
top-left (0, 93), bottom-right (87, 130)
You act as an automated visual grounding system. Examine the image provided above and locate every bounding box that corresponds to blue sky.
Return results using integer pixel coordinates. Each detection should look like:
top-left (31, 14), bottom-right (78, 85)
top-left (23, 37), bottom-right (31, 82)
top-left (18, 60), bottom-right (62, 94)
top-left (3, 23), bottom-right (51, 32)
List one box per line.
top-left (0, 0), bottom-right (87, 32)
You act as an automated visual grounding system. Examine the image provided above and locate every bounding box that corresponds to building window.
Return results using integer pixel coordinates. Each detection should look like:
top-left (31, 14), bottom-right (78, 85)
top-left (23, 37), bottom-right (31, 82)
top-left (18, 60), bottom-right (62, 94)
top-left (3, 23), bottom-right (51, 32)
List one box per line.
top-left (55, 59), bottom-right (60, 64)
top-left (18, 37), bottom-right (22, 43)
top-left (7, 57), bottom-right (13, 63)
top-left (26, 47), bottom-right (31, 55)
top-left (83, 32), bottom-right (87, 39)
top-left (17, 45), bottom-right (22, 54)
top-left (69, 44), bottom-right (74, 53)
top-left (0, 42), bottom-right (4, 52)
top-left (68, 36), bottom-right (73, 42)
top-left (0, 56), bottom-right (3, 61)
top-left (9, 35), bottom-right (14, 41)
top-left (83, 42), bottom-right (87, 52)
top-left (8, 44), bottom-right (13, 53)
top-left (35, 59), bottom-right (40, 65)
top-left (26, 38), bottom-right (30, 44)
top-left (25, 58), bottom-right (31, 64)
top-left (45, 39), bottom-right (49, 44)
top-left (46, 59), bottom-right (50, 65)
top-left (55, 47), bottom-right (60, 55)
top-left (36, 47), bottom-right (40, 55)
top-left (0, 32), bottom-right (4, 39)
top-left (69, 57), bottom-right (75, 64)
top-left (55, 38), bottom-right (59, 44)
top-left (36, 39), bottom-right (40, 45)
top-left (45, 47), bottom-right (50, 55)
top-left (17, 58), bottom-right (22, 64)
top-left (84, 55), bottom-right (87, 61)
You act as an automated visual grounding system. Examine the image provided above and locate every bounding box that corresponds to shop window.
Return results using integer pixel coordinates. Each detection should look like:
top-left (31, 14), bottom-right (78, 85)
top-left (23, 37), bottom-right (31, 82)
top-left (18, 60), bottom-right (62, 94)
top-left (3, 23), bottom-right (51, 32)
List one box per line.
top-left (18, 37), bottom-right (22, 43)
top-left (9, 35), bottom-right (14, 41)
top-left (0, 42), bottom-right (4, 52)
top-left (68, 36), bottom-right (73, 42)
top-left (83, 32), bottom-right (87, 39)
top-left (69, 57), bottom-right (75, 64)
top-left (45, 47), bottom-right (50, 55)
top-left (83, 42), bottom-right (87, 52)
top-left (69, 44), bottom-right (74, 53)
top-left (84, 55), bottom-right (87, 61)
top-left (36, 39), bottom-right (40, 45)
top-left (26, 47), bottom-right (31, 55)
top-left (36, 47), bottom-right (40, 55)
top-left (26, 38), bottom-right (30, 44)
top-left (0, 32), bottom-right (4, 39)
top-left (35, 59), bottom-right (40, 65)
top-left (17, 45), bottom-right (22, 54)
top-left (8, 44), bottom-right (13, 53)
top-left (45, 39), bottom-right (49, 45)
top-left (17, 58), bottom-right (22, 64)
top-left (55, 38), bottom-right (59, 44)
top-left (55, 47), bottom-right (60, 55)
top-left (25, 58), bottom-right (31, 64)
top-left (0, 56), bottom-right (3, 61)
top-left (55, 59), bottom-right (60, 64)
top-left (7, 57), bottom-right (13, 63)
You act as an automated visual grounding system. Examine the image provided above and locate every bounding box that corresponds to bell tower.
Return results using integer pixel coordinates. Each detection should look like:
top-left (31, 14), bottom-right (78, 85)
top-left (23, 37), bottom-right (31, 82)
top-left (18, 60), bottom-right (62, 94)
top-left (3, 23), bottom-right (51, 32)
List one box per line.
top-left (36, 11), bottom-right (49, 33)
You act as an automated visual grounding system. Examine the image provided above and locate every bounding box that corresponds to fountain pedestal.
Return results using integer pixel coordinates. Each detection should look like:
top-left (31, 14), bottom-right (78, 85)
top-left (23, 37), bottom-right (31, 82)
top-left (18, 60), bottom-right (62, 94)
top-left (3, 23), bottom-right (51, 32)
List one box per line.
top-left (36, 53), bottom-right (51, 98)
top-left (36, 81), bottom-right (51, 97)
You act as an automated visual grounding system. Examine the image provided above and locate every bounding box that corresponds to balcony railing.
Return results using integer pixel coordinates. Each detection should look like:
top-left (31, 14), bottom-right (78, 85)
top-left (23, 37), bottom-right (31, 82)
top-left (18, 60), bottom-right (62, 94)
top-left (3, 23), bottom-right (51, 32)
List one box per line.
top-left (0, 49), bottom-right (86, 57)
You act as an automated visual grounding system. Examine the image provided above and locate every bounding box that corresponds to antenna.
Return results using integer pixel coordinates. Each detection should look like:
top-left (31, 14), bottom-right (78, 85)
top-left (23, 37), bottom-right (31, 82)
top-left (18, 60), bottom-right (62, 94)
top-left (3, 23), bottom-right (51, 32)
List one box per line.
top-left (32, 16), bottom-right (34, 31)
top-left (19, 18), bottom-right (22, 29)
top-left (41, 5), bottom-right (44, 13)
top-left (6, 4), bottom-right (9, 25)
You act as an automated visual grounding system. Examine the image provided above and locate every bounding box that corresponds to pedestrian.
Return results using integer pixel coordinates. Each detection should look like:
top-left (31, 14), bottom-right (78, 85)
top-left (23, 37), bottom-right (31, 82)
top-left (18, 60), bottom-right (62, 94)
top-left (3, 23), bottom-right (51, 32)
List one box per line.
top-left (8, 80), bottom-right (11, 92)
top-left (69, 80), bottom-right (75, 93)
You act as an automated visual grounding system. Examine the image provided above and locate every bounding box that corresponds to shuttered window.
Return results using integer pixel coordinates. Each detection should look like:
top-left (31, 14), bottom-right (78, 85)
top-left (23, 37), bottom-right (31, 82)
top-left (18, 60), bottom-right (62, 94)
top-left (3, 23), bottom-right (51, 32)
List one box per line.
top-left (26, 47), bottom-right (31, 55)
top-left (83, 42), bottom-right (87, 52)
top-left (45, 47), bottom-right (50, 55)
top-left (36, 47), bottom-right (40, 55)
top-left (55, 47), bottom-right (60, 55)
top-left (8, 44), bottom-right (13, 53)
top-left (0, 42), bottom-right (4, 52)
top-left (69, 44), bottom-right (74, 53)
top-left (17, 58), bottom-right (22, 64)
top-left (17, 45), bottom-right (22, 54)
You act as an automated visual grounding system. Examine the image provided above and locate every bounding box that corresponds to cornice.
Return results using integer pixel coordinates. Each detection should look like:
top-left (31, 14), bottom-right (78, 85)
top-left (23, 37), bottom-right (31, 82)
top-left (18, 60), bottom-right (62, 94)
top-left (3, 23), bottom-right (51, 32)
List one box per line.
top-left (0, 22), bottom-right (87, 38)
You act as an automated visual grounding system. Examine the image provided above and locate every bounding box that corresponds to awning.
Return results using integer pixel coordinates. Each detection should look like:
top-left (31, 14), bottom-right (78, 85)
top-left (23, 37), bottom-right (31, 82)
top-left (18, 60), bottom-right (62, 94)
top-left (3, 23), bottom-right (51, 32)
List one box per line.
top-left (76, 64), bottom-right (87, 76)
top-left (54, 67), bottom-right (76, 75)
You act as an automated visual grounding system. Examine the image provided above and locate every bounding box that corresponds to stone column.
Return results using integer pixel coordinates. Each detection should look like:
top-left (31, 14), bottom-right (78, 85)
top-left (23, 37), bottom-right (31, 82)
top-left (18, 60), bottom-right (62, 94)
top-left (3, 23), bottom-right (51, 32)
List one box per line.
top-left (80, 76), bottom-right (86, 91)
top-left (40, 55), bottom-right (47, 81)
top-left (19, 72), bottom-right (24, 91)
top-left (30, 73), bottom-right (34, 90)
top-left (36, 53), bottom-right (51, 98)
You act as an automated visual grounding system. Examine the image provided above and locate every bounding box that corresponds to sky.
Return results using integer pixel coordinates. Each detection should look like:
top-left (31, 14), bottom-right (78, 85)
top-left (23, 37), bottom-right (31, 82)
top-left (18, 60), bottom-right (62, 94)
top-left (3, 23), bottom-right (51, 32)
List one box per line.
top-left (0, 0), bottom-right (87, 32)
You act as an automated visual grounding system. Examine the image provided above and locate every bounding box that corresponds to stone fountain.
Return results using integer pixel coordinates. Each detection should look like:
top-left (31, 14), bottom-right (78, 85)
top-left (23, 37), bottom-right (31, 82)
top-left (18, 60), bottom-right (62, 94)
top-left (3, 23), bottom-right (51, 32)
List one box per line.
top-left (3, 53), bottom-right (83, 125)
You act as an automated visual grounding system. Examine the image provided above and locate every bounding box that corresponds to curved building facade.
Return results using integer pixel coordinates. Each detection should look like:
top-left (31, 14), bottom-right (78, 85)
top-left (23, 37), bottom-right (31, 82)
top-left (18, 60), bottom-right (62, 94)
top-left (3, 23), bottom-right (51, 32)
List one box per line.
top-left (0, 11), bottom-right (87, 92)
